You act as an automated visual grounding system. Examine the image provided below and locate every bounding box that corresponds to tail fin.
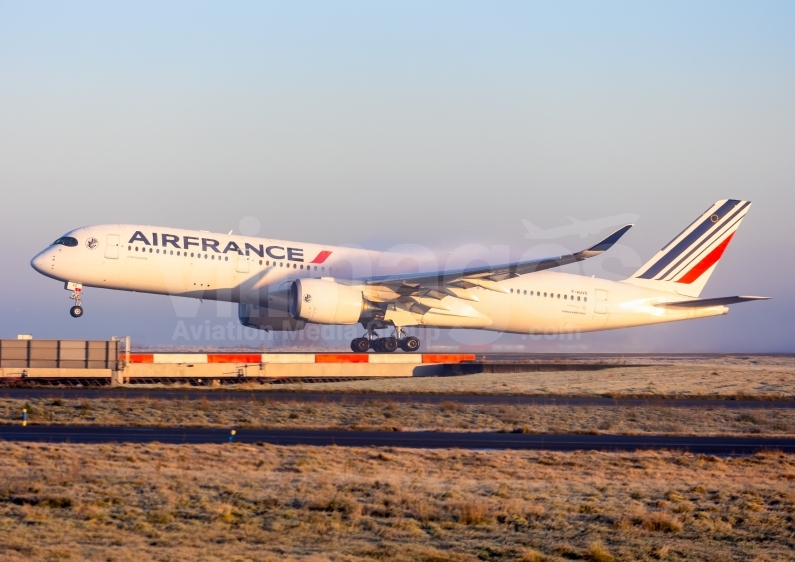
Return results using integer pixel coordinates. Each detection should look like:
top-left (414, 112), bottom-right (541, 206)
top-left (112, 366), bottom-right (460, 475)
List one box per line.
top-left (624, 199), bottom-right (751, 297)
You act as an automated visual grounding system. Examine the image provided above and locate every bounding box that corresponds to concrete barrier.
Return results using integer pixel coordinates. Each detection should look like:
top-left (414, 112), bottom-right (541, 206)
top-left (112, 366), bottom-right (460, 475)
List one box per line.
top-left (0, 352), bottom-right (476, 385)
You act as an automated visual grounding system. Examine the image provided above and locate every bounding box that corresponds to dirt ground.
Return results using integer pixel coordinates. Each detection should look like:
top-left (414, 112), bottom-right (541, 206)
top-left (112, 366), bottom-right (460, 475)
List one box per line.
top-left (3, 397), bottom-right (795, 437)
top-left (0, 442), bottom-right (792, 561)
top-left (264, 355), bottom-right (795, 398)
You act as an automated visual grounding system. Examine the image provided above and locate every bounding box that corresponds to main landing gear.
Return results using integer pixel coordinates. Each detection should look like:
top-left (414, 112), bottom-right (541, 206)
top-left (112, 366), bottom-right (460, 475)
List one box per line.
top-left (350, 326), bottom-right (421, 353)
top-left (67, 282), bottom-right (84, 318)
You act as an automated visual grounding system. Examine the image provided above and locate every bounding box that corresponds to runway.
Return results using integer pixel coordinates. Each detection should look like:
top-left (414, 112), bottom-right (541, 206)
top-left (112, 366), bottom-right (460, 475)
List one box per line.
top-left (1, 425), bottom-right (793, 454)
top-left (1, 388), bottom-right (792, 409)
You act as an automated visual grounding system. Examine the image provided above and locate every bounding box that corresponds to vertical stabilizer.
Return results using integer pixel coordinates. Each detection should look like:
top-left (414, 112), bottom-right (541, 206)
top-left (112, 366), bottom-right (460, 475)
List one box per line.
top-left (624, 199), bottom-right (751, 297)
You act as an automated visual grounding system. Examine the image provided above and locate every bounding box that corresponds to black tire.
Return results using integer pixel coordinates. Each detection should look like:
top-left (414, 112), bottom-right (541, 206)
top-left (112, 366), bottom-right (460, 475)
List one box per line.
top-left (382, 337), bottom-right (398, 352)
top-left (70, 306), bottom-right (83, 318)
top-left (399, 336), bottom-right (420, 352)
top-left (372, 338), bottom-right (384, 352)
top-left (351, 338), bottom-right (370, 353)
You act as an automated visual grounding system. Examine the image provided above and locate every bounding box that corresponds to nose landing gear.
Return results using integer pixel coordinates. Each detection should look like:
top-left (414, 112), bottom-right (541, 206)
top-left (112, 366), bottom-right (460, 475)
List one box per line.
top-left (66, 282), bottom-right (84, 318)
top-left (349, 325), bottom-right (421, 353)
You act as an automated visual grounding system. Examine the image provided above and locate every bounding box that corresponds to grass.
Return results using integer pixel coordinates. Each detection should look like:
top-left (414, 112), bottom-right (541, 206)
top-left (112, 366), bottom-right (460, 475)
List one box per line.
top-left (260, 355), bottom-right (795, 398)
top-left (0, 443), bottom-right (793, 561)
top-left (2, 397), bottom-right (794, 437)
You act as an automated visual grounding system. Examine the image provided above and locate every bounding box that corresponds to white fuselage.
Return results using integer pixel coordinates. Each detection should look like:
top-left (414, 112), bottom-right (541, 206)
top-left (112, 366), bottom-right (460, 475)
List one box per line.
top-left (31, 224), bottom-right (728, 335)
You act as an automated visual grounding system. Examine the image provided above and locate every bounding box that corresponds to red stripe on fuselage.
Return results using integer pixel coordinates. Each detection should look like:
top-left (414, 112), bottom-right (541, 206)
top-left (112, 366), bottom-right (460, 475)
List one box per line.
top-left (310, 250), bottom-right (332, 264)
top-left (676, 233), bottom-right (734, 284)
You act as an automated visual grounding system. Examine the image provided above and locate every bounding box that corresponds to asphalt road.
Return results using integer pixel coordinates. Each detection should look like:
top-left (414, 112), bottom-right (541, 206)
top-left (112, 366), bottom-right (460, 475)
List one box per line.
top-left (1, 425), bottom-right (793, 454)
top-left (1, 387), bottom-right (792, 409)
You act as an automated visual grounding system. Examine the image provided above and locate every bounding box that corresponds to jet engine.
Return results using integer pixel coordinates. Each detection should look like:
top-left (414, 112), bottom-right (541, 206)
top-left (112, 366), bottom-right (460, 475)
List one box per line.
top-left (238, 303), bottom-right (306, 332)
top-left (289, 279), bottom-right (381, 324)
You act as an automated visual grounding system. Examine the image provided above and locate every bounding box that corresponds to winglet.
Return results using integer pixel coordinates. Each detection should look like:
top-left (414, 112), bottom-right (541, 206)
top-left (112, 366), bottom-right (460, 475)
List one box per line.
top-left (576, 224), bottom-right (633, 258)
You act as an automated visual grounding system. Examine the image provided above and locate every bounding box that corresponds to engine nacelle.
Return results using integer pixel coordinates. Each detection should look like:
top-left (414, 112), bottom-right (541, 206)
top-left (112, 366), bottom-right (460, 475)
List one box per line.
top-left (289, 279), bottom-right (376, 324)
top-left (238, 303), bottom-right (306, 332)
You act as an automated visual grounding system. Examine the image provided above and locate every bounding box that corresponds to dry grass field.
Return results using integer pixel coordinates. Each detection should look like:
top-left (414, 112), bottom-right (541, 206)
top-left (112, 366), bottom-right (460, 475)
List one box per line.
top-left (2, 397), bottom-right (794, 437)
top-left (0, 442), bottom-right (792, 561)
top-left (266, 356), bottom-right (795, 398)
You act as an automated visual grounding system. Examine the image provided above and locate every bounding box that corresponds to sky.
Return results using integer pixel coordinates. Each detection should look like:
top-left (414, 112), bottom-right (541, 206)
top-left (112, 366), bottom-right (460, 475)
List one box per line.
top-left (1, 1), bottom-right (793, 352)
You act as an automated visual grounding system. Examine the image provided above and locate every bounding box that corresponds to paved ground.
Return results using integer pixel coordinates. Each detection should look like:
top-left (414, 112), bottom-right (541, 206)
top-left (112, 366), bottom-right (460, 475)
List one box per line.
top-left (2, 425), bottom-right (793, 454)
top-left (1, 387), bottom-right (793, 408)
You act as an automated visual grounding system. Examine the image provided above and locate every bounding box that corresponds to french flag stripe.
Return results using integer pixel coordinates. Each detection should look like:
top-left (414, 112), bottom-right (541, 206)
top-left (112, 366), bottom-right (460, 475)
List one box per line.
top-left (676, 233), bottom-right (735, 284)
top-left (309, 250), bottom-right (332, 264)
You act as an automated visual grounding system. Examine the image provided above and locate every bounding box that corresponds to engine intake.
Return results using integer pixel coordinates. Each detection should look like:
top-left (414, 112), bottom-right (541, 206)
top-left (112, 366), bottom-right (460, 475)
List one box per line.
top-left (289, 279), bottom-right (380, 324)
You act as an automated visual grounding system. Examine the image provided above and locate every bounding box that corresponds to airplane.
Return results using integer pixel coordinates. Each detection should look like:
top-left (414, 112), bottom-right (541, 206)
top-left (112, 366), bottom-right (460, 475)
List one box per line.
top-left (30, 199), bottom-right (768, 352)
top-left (522, 213), bottom-right (640, 239)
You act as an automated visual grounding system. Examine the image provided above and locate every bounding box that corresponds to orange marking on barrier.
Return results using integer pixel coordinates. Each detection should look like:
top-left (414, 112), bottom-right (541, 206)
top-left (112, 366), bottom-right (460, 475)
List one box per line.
top-left (207, 354), bottom-right (262, 364)
top-left (127, 354), bottom-right (154, 363)
top-left (315, 354), bottom-right (369, 363)
top-left (421, 354), bottom-right (476, 364)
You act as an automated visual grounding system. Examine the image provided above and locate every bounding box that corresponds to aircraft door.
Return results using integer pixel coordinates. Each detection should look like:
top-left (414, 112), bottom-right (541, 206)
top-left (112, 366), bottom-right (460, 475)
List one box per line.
top-left (595, 289), bottom-right (608, 314)
top-left (236, 254), bottom-right (250, 273)
top-left (104, 235), bottom-right (120, 259)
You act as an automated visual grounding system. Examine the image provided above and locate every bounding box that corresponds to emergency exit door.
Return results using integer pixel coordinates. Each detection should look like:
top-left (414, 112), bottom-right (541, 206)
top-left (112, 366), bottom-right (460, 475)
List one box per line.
top-left (236, 254), bottom-right (250, 273)
top-left (105, 234), bottom-right (120, 259)
top-left (595, 289), bottom-right (608, 314)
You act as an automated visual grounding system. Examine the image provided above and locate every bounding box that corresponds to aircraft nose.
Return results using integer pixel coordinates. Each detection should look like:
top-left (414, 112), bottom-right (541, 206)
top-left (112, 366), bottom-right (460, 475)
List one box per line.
top-left (30, 250), bottom-right (49, 274)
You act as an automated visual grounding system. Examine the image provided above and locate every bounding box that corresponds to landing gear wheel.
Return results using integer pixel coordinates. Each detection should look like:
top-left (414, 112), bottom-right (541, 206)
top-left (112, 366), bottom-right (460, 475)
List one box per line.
top-left (381, 337), bottom-right (398, 352)
top-left (399, 336), bottom-right (420, 352)
top-left (67, 283), bottom-right (84, 318)
top-left (371, 338), bottom-right (384, 352)
top-left (351, 338), bottom-right (370, 353)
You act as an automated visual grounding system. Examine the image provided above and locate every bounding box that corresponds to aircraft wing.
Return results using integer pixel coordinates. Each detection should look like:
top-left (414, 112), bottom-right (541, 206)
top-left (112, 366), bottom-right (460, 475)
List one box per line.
top-left (365, 224), bottom-right (633, 294)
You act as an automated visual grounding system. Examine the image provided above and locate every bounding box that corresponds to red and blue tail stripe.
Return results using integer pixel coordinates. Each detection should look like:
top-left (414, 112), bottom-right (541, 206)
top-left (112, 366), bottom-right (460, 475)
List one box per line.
top-left (629, 199), bottom-right (751, 294)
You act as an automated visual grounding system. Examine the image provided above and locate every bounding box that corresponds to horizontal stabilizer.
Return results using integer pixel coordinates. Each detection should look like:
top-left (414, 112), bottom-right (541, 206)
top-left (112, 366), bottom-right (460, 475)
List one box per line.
top-left (654, 296), bottom-right (770, 309)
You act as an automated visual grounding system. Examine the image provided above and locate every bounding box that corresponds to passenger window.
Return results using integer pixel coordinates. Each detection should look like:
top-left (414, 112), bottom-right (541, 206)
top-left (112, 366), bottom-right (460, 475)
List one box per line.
top-left (259, 260), bottom-right (262, 265)
top-left (584, 297), bottom-right (587, 302)
top-left (128, 246), bottom-right (131, 251)
top-left (544, 292), bottom-right (547, 297)
top-left (225, 256), bottom-right (228, 261)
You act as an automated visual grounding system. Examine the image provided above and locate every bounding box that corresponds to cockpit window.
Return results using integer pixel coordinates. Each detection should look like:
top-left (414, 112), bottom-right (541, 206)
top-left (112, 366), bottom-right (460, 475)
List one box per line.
top-left (52, 237), bottom-right (78, 247)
